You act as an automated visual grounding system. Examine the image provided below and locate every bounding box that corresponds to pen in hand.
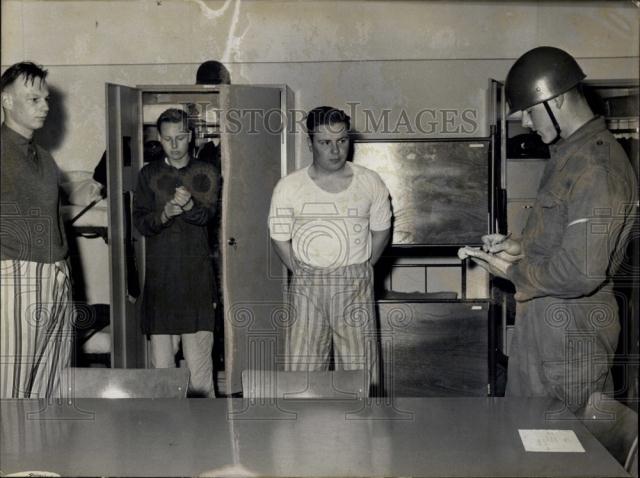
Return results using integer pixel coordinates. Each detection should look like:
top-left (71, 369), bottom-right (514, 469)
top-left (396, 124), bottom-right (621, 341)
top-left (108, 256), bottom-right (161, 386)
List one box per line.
top-left (494, 231), bottom-right (512, 246)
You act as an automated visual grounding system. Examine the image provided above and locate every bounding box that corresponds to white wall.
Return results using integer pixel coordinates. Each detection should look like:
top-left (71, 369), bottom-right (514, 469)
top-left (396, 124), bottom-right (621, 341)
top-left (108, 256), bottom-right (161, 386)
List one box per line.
top-left (2, 0), bottom-right (638, 171)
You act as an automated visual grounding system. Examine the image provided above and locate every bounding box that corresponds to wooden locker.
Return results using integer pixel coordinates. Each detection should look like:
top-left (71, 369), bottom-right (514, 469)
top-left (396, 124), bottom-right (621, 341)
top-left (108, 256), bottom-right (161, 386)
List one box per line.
top-left (105, 83), bottom-right (294, 392)
top-left (378, 301), bottom-right (490, 397)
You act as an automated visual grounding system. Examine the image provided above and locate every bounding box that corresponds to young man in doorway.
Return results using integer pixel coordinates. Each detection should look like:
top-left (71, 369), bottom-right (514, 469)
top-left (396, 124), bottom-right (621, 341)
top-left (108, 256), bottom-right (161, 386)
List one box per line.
top-left (133, 108), bottom-right (220, 397)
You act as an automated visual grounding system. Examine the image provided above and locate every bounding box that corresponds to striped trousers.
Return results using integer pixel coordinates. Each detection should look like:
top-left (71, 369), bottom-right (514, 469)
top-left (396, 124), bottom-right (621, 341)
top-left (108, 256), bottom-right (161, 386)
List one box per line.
top-left (285, 261), bottom-right (378, 387)
top-left (1, 259), bottom-right (74, 398)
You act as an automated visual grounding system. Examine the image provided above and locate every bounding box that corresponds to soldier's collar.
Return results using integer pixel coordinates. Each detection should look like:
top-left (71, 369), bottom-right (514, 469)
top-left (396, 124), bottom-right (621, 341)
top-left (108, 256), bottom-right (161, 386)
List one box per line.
top-left (549, 116), bottom-right (606, 170)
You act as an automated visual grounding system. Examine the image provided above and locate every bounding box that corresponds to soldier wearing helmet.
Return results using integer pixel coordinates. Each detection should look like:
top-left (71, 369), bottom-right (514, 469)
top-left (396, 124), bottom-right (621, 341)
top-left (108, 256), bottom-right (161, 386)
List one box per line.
top-left (505, 46), bottom-right (587, 144)
top-left (465, 47), bottom-right (638, 411)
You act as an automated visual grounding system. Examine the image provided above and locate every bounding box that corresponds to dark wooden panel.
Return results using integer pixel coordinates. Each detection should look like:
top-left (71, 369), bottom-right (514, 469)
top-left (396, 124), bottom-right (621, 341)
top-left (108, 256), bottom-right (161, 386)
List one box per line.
top-left (353, 140), bottom-right (490, 245)
top-left (378, 301), bottom-right (489, 397)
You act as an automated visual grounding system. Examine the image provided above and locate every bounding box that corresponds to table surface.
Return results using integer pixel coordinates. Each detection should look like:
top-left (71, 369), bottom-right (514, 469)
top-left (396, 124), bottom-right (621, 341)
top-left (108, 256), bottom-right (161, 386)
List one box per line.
top-left (0, 397), bottom-right (628, 477)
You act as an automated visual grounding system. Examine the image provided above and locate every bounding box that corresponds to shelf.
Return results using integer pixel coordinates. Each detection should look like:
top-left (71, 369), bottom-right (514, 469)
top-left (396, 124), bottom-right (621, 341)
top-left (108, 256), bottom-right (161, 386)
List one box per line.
top-left (379, 290), bottom-right (460, 301)
top-left (377, 298), bottom-right (489, 304)
top-left (142, 92), bottom-right (220, 104)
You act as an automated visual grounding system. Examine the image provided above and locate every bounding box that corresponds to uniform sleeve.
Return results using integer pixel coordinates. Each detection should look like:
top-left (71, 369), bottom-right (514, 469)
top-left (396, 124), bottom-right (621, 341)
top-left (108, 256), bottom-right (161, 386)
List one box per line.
top-left (508, 164), bottom-right (634, 301)
top-left (268, 179), bottom-right (294, 242)
top-left (369, 172), bottom-right (392, 232)
top-left (133, 166), bottom-right (167, 236)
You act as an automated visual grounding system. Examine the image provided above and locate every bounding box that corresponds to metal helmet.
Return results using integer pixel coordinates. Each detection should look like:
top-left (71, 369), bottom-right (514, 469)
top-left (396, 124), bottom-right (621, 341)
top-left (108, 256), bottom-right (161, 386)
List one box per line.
top-left (505, 46), bottom-right (586, 114)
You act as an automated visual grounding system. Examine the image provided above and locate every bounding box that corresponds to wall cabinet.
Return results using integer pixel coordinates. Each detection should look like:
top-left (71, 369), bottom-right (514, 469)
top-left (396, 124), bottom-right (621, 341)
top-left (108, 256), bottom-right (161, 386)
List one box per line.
top-left (349, 133), bottom-right (499, 396)
top-left (105, 83), bottom-right (294, 394)
top-left (378, 300), bottom-right (491, 397)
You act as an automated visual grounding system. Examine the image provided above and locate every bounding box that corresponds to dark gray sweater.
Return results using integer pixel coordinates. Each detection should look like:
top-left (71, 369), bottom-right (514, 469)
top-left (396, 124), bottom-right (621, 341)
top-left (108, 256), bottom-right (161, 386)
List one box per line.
top-left (1, 124), bottom-right (68, 263)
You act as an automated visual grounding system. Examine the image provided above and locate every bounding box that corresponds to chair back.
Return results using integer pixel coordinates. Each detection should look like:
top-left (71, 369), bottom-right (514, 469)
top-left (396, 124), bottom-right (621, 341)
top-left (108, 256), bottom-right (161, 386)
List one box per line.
top-left (60, 367), bottom-right (190, 398)
top-left (241, 369), bottom-right (367, 399)
top-left (579, 392), bottom-right (638, 476)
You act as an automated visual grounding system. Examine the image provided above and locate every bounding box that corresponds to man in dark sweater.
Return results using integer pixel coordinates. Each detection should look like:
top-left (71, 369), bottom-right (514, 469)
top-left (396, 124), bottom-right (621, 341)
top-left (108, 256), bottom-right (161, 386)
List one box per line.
top-left (1, 62), bottom-right (73, 398)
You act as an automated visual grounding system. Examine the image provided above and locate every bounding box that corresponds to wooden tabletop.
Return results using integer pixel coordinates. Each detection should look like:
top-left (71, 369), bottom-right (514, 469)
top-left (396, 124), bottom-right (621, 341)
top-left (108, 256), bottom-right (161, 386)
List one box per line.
top-left (0, 397), bottom-right (628, 477)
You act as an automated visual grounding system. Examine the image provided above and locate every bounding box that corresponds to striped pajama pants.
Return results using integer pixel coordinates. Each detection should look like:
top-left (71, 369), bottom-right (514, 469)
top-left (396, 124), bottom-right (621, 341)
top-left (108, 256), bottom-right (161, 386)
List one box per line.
top-left (1, 259), bottom-right (74, 398)
top-left (285, 261), bottom-right (378, 387)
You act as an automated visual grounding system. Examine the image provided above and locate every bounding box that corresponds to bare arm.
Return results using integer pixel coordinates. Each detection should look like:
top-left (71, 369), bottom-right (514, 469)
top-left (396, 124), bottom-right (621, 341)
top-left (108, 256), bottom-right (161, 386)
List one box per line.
top-left (271, 239), bottom-right (295, 272)
top-left (370, 228), bottom-right (391, 265)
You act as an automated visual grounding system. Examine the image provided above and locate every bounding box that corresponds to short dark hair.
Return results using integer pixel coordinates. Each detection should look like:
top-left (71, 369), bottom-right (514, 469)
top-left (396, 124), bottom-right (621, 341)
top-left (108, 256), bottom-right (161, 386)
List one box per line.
top-left (156, 108), bottom-right (190, 132)
top-left (1, 61), bottom-right (48, 91)
top-left (306, 106), bottom-right (351, 139)
top-left (196, 61), bottom-right (231, 85)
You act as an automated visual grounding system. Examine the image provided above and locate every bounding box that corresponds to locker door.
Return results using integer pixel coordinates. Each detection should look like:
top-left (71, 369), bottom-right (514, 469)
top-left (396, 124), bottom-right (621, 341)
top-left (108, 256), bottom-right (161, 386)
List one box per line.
top-left (105, 83), bottom-right (145, 368)
top-left (220, 85), bottom-right (286, 395)
top-left (489, 78), bottom-right (506, 234)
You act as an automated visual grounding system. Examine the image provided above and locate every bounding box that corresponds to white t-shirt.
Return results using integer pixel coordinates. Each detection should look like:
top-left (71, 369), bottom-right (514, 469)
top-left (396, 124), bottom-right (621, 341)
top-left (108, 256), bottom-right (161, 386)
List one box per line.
top-left (269, 163), bottom-right (392, 268)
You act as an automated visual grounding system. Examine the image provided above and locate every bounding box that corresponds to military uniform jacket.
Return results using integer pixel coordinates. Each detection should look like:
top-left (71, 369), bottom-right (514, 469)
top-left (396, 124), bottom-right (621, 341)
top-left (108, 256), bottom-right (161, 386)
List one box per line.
top-left (505, 116), bottom-right (638, 410)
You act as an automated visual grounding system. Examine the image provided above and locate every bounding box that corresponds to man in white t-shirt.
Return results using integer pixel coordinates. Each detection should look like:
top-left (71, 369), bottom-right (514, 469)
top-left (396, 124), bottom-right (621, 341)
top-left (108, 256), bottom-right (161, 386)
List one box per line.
top-left (269, 106), bottom-right (392, 389)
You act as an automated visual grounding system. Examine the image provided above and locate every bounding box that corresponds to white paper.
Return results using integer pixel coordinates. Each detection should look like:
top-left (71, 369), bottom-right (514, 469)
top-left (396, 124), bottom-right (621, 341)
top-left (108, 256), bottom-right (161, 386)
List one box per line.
top-left (518, 429), bottom-right (585, 453)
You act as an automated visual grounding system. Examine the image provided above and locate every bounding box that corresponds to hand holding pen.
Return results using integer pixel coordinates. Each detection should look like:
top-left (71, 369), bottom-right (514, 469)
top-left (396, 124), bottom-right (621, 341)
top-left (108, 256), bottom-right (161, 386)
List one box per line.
top-left (456, 232), bottom-right (521, 279)
top-left (481, 232), bottom-right (521, 256)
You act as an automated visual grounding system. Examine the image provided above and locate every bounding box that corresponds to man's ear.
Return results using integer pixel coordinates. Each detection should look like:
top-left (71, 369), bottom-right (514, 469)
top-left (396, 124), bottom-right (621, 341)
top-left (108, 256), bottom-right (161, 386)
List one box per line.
top-left (553, 93), bottom-right (565, 110)
top-left (1, 92), bottom-right (13, 110)
top-left (307, 136), bottom-right (313, 151)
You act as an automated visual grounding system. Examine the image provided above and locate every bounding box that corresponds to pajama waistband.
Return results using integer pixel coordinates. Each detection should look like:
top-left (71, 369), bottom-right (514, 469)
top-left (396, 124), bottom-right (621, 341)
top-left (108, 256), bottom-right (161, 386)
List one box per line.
top-left (292, 260), bottom-right (372, 281)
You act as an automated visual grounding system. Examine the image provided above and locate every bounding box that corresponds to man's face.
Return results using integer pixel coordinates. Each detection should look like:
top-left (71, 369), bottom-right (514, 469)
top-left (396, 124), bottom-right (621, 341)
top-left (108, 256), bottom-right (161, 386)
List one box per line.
top-left (521, 102), bottom-right (557, 144)
top-left (2, 75), bottom-right (49, 136)
top-left (308, 122), bottom-right (350, 173)
top-left (158, 121), bottom-right (191, 162)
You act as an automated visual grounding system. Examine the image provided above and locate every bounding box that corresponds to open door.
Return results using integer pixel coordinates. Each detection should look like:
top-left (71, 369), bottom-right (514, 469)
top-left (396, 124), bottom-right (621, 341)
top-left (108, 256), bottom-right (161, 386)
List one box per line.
top-left (220, 85), bottom-right (287, 394)
top-left (105, 83), bottom-right (145, 368)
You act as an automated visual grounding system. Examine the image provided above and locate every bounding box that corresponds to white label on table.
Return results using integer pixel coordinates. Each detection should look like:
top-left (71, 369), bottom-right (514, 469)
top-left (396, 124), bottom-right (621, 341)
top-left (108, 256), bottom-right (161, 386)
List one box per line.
top-left (518, 429), bottom-right (585, 453)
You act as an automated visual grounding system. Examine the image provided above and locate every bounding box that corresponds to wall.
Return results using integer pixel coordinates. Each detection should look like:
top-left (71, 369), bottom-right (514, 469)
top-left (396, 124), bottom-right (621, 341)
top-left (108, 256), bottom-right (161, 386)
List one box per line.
top-left (2, 0), bottom-right (638, 300)
top-left (2, 0), bottom-right (638, 171)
